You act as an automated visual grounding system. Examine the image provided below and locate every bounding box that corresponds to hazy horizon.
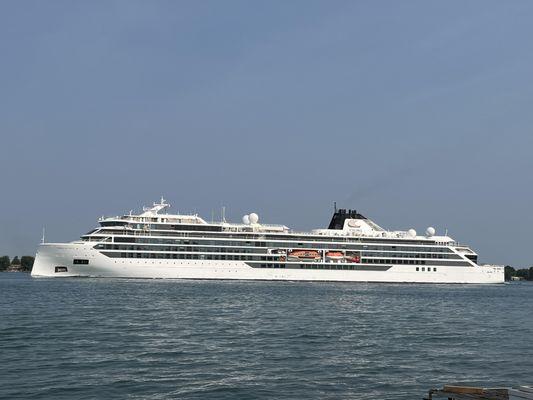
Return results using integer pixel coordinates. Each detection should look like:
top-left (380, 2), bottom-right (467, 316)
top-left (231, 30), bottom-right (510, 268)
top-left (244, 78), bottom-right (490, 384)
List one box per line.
top-left (1, 1), bottom-right (532, 267)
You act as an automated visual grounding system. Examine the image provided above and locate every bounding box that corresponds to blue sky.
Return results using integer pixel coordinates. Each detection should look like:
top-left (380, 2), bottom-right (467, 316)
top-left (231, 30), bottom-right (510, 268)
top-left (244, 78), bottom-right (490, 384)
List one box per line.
top-left (1, 1), bottom-right (532, 266)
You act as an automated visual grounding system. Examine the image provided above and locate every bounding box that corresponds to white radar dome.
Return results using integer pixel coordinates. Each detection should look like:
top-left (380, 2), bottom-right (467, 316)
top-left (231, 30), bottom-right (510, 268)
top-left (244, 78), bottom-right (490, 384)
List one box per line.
top-left (426, 226), bottom-right (436, 237)
top-left (249, 213), bottom-right (259, 224)
top-left (408, 228), bottom-right (417, 238)
top-left (242, 214), bottom-right (250, 225)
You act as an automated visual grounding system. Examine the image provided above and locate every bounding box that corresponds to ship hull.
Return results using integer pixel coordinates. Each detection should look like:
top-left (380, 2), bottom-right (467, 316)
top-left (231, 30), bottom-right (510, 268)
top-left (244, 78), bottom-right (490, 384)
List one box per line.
top-left (31, 243), bottom-right (505, 284)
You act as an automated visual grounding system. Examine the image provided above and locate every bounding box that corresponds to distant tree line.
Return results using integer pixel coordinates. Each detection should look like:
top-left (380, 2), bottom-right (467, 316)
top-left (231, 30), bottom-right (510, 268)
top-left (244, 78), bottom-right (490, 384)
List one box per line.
top-left (0, 256), bottom-right (34, 272)
top-left (505, 266), bottom-right (533, 281)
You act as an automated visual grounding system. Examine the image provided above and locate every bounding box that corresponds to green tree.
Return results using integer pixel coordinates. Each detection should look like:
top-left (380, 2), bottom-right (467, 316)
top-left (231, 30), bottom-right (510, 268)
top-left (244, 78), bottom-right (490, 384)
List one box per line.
top-left (11, 256), bottom-right (20, 265)
top-left (20, 256), bottom-right (35, 271)
top-left (529, 267), bottom-right (533, 281)
top-left (515, 269), bottom-right (529, 280)
top-left (0, 256), bottom-right (10, 271)
top-left (504, 265), bottom-right (515, 281)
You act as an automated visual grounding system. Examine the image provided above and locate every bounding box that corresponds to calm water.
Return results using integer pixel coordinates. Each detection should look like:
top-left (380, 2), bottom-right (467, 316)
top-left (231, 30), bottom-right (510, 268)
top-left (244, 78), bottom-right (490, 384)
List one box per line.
top-left (1, 273), bottom-right (532, 399)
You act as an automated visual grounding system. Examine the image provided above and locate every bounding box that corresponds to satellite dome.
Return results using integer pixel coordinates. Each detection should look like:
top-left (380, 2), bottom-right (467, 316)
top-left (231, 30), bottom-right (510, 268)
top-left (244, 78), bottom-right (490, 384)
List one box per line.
top-left (249, 213), bottom-right (259, 224)
top-left (408, 228), bottom-right (417, 238)
top-left (426, 226), bottom-right (436, 237)
top-left (242, 214), bottom-right (250, 225)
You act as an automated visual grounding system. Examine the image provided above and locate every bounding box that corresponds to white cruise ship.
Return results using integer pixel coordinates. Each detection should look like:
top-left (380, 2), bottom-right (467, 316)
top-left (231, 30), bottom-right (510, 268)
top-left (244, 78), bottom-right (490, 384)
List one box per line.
top-left (31, 198), bottom-right (504, 283)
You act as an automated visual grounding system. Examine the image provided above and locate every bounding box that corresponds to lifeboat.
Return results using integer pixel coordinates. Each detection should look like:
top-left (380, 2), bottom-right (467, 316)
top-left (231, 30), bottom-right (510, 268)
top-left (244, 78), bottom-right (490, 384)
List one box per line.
top-left (325, 251), bottom-right (344, 261)
top-left (287, 249), bottom-right (321, 261)
top-left (345, 254), bottom-right (361, 263)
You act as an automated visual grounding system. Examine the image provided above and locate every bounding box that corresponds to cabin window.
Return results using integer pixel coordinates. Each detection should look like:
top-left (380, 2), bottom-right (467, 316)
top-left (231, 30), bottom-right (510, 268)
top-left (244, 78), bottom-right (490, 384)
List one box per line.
top-left (73, 259), bottom-right (89, 265)
top-left (55, 266), bottom-right (68, 273)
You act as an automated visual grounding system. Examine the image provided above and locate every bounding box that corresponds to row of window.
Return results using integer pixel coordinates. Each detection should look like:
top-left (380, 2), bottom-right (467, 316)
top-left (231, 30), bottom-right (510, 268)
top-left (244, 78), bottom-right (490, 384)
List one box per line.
top-left (99, 247), bottom-right (451, 264)
top-left (89, 229), bottom-right (447, 247)
top-left (102, 252), bottom-right (264, 261)
top-left (362, 252), bottom-right (459, 259)
top-left (96, 244), bottom-right (259, 254)
top-left (416, 267), bottom-right (437, 272)
top-left (258, 264), bottom-right (361, 270)
top-left (96, 242), bottom-right (454, 257)
top-left (73, 259), bottom-right (89, 265)
top-left (113, 236), bottom-right (452, 253)
top-left (363, 259), bottom-right (427, 265)
top-left (127, 224), bottom-right (223, 232)
top-left (99, 251), bottom-right (468, 267)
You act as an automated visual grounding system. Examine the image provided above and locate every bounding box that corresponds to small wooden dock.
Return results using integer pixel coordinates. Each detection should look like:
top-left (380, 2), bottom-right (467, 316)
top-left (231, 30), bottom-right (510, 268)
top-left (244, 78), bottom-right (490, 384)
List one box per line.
top-left (425, 385), bottom-right (533, 400)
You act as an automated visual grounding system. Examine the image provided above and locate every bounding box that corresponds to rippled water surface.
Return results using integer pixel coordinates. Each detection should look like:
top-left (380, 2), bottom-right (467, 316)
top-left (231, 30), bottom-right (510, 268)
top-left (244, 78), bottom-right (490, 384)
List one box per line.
top-left (1, 273), bottom-right (532, 399)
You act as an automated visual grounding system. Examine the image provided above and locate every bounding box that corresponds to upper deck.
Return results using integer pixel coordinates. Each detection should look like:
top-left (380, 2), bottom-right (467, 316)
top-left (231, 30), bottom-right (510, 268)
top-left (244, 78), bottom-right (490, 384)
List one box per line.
top-left (90, 198), bottom-right (458, 247)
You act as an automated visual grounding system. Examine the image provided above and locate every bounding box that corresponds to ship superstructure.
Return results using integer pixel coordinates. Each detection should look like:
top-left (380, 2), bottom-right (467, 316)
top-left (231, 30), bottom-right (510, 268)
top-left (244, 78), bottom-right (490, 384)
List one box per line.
top-left (31, 198), bottom-right (504, 283)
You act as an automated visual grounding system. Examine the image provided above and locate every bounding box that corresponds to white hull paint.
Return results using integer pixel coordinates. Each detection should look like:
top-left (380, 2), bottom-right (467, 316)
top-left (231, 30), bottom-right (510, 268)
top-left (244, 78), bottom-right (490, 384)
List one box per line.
top-left (32, 243), bottom-right (504, 284)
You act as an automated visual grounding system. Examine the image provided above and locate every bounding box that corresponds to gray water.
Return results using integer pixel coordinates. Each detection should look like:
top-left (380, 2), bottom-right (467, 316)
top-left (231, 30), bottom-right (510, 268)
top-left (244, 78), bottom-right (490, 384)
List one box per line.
top-left (1, 273), bottom-right (532, 400)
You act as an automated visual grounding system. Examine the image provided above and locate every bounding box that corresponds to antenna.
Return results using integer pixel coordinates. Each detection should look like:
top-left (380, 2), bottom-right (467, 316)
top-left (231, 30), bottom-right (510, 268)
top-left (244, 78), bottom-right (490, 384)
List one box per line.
top-left (334, 201), bottom-right (337, 213)
top-left (41, 227), bottom-right (45, 244)
top-left (222, 206), bottom-right (226, 223)
top-left (211, 209), bottom-right (214, 223)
